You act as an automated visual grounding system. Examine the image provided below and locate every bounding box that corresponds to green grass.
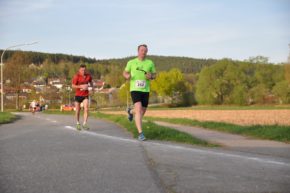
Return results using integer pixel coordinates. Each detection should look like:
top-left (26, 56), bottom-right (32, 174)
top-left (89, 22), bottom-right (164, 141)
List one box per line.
top-left (0, 112), bottom-right (16, 124)
top-left (44, 110), bottom-right (217, 147)
top-left (92, 112), bottom-right (217, 147)
top-left (146, 117), bottom-right (290, 143)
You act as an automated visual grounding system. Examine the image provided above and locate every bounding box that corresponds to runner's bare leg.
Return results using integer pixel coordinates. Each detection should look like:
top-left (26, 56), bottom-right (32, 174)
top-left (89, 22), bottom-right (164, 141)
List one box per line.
top-left (75, 101), bottom-right (81, 123)
top-left (83, 99), bottom-right (89, 124)
top-left (134, 102), bottom-right (143, 133)
top-left (141, 107), bottom-right (147, 117)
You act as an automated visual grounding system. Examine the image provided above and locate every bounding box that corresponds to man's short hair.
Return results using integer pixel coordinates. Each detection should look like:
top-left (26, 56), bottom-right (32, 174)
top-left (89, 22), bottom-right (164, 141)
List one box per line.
top-left (138, 44), bottom-right (148, 51)
top-left (79, 64), bottom-right (86, 68)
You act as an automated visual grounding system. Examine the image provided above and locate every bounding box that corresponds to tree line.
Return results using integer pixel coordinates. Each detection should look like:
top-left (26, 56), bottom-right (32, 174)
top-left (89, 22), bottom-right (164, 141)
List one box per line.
top-left (1, 50), bottom-right (289, 108)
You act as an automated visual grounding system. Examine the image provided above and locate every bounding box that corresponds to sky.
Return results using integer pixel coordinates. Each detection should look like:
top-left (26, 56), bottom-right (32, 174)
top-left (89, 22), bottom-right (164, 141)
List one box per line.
top-left (0, 0), bottom-right (289, 63)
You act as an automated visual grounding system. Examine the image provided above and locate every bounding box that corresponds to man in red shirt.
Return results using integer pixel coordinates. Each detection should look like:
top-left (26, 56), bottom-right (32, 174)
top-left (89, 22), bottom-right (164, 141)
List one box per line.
top-left (72, 64), bottom-right (93, 130)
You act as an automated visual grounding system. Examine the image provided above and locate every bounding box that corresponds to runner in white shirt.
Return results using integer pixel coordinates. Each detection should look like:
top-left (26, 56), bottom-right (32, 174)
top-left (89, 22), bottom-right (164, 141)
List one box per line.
top-left (30, 100), bottom-right (36, 114)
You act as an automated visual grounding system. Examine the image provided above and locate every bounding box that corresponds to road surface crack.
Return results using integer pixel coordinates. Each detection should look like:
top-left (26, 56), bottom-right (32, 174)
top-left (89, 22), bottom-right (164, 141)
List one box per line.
top-left (139, 143), bottom-right (178, 193)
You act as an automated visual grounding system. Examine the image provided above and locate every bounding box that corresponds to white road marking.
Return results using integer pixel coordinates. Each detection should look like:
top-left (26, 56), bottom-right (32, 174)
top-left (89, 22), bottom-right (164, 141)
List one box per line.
top-left (146, 141), bottom-right (290, 167)
top-left (64, 126), bottom-right (137, 143)
top-left (63, 125), bottom-right (290, 167)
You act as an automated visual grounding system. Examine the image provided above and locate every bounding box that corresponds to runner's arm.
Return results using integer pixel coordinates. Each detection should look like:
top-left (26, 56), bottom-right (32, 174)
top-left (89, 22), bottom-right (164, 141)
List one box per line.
top-left (72, 84), bottom-right (88, 90)
top-left (146, 62), bottom-right (156, 80)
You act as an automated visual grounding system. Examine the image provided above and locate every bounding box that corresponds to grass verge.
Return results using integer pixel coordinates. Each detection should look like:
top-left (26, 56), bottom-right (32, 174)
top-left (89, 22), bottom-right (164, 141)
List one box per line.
top-left (0, 112), bottom-right (16, 124)
top-left (146, 117), bottom-right (290, 143)
top-left (92, 112), bottom-right (217, 147)
top-left (44, 110), bottom-right (217, 147)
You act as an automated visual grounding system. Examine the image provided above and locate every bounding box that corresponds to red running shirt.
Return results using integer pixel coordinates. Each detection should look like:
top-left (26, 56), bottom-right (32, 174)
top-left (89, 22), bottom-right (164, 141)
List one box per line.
top-left (72, 73), bottom-right (92, 96)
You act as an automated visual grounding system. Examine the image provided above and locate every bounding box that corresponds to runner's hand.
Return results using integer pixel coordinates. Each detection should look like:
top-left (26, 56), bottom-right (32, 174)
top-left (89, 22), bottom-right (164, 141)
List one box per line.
top-left (146, 72), bottom-right (152, 80)
top-left (124, 73), bottom-right (131, 80)
top-left (80, 84), bottom-right (89, 90)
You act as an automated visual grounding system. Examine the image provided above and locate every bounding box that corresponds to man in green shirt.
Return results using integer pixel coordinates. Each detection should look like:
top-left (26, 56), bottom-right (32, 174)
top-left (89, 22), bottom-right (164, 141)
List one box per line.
top-left (123, 44), bottom-right (156, 141)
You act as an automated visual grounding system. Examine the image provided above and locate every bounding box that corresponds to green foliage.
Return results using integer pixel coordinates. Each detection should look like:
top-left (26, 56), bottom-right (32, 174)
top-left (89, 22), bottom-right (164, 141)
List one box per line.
top-left (3, 52), bottom-right (33, 109)
top-left (248, 84), bottom-right (268, 104)
top-left (196, 59), bottom-right (247, 105)
top-left (246, 55), bottom-right (269, 64)
top-left (151, 68), bottom-right (194, 106)
top-left (148, 55), bottom-right (217, 73)
top-left (285, 64), bottom-right (290, 84)
top-left (229, 85), bottom-right (247, 105)
top-left (272, 80), bottom-right (290, 104)
top-left (255, 64), bottom-right (281, 89)
top-left (104, 65), bottom-right (125, 88)
top-left (196, 59), bottom-right (288, 105)
top-left (118, 82), bottom-right (130, 105)
top-left (152, 68), bottom-right (184, 96)
top-left (91, 93), bottom-right (109, 108)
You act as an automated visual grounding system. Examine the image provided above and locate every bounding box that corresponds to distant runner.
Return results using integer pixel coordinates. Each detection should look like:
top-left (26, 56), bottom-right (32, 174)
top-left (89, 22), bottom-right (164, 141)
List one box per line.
top-left (72, 64), bottom-right (93, 130)
top-left (123, 44), bottom-right (156, 141)
top-left (30, 100), bottom-right (37, 114)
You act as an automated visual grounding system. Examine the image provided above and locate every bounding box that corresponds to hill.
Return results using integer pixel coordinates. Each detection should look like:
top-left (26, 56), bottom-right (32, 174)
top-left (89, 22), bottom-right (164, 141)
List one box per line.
top-left (0, 50), bottom-right (217, 73)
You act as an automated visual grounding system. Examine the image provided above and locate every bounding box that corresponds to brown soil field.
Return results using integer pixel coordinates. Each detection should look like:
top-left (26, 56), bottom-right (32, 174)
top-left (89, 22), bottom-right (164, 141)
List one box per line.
top-left (103, 109), bottom-right (290, 126)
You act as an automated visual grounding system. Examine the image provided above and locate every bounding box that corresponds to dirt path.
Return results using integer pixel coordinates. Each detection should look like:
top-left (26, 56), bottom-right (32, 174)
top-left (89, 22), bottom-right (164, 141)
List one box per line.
top-left (154, 121), bottom-right (290, 158)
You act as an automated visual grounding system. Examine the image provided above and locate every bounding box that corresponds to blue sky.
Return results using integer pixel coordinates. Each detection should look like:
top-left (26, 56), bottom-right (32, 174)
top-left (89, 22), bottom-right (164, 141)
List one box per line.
top-left (0, 0), bottom-right (289, 63)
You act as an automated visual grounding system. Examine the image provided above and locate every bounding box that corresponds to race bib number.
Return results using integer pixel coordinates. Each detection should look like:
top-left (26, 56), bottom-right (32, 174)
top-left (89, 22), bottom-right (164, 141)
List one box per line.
top-left (135, 80), bottom-right (146, 89)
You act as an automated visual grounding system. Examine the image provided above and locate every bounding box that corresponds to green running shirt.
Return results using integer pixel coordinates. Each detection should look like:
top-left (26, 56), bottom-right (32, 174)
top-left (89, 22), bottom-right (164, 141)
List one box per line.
top-left (125, 57), bottom-right (156, 92)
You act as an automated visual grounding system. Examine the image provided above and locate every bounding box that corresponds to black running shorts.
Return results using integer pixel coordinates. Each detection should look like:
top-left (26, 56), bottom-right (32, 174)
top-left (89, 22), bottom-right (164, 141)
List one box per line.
top-left (130, 91), bottom-right (149, 108)
top-left (75, 96), bottom-right (88, 103)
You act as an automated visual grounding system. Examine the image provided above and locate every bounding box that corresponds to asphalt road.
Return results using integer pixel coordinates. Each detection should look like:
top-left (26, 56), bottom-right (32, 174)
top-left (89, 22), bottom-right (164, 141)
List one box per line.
top-left (0, 112), bottom-right (289, 193)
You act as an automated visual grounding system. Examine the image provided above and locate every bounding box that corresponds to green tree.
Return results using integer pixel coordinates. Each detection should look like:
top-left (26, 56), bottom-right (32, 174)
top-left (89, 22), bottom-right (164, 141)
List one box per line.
top-left (196, 59), bottom-right (247, 105)
top-left (285, 64), bottom-right (290, 84)
top-left (248, 84), bottom-right (268, 104)
top-left (272, 80), bottom-right (290, 104)
top-left (4, 51), bottom-right (31, 109)
top-left (105, 66), bottom-right (124, 88)
top-left (151, 68), bottom-right (191, 105)
top-left (254, 64), bottom-right (283, 90)
top-left (151, 68), bottom-right (184, 97)
top-left (195, 67), bottom-right (216, 104)
top-left (247, 55), bottom-right (269, 64)
top-left (229, 85), bottom-right (247, 105)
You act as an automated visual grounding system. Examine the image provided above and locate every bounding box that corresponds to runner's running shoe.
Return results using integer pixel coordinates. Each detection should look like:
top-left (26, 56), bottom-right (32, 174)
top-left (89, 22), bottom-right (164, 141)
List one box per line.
top-left (138, 132), bottom-right (146, 141)
top-left (127, 107), bottom-right (133, 122)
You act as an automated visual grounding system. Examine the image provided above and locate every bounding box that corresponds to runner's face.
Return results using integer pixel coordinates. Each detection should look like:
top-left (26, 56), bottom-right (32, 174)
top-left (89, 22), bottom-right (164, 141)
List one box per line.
top-left (79, 67), bottom-right (86, 76)
top-left (138, 46), bottom-right (148, 59)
